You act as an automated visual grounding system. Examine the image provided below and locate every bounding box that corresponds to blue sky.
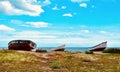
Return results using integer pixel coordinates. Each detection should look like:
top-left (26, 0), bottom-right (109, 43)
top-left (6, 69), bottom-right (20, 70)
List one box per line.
top-left (0, 0), bottom-right (120, 47)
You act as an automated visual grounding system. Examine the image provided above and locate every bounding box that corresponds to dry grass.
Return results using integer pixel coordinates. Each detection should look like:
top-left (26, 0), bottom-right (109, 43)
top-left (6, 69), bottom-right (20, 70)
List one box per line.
top-left (0, 50), bottom-right (120, 72)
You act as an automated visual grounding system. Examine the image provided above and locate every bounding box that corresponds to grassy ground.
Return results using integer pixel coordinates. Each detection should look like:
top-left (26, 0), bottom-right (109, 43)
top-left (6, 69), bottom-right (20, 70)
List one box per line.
top-left (0, 50), bottom-right (120, 72)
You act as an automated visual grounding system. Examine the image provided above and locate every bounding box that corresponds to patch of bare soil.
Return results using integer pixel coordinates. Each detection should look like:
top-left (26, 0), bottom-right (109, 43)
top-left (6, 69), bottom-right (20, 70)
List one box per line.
top-left (17, 51), bottom-right (64, 60)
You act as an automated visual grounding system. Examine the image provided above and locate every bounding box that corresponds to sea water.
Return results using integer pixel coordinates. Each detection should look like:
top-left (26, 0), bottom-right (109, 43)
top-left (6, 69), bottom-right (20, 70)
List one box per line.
top-left (37, 47), bottom-right (90, 52)
top-left (37, 47), bottom-right (120, 52)
top-left (0, 47), bottom-right (89, 52)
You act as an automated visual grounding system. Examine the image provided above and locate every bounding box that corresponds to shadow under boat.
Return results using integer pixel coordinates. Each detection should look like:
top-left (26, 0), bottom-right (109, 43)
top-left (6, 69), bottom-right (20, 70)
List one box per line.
top-left (50, 44), bottom-right (66, 51)
top-left (8, 40), bottom-right (37, 51)
top-left (89, 41), bottom-right (107, 51)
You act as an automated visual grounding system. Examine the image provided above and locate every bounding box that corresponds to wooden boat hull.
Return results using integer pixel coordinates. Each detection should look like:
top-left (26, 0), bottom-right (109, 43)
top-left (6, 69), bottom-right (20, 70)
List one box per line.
top-left (51, 44), bottom-right (65, 51)
top-left (52, 48), bottom-right (65, 51)
top-left (8, 40), bottom-right (36, 51)
top-left (89, 41), bottom-right (107, 51)
top-left (90, 47), bottom-right (106, 51)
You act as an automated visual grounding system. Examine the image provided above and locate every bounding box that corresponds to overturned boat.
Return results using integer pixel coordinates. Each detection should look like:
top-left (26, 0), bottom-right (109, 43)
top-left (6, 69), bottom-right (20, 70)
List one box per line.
top-left (8, 40), bottom-right (37, 51)
top-left (51, 44), bottom-right (66, 51)
top-left (89, 41), bottom-right (107, 51)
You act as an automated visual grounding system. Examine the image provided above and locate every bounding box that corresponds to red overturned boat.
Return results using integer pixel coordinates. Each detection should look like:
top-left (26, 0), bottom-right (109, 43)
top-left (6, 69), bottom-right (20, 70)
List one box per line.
top-left (8, 40), bottom-right (36, 51)
top-left (89, 41), bottom-right (107, 51)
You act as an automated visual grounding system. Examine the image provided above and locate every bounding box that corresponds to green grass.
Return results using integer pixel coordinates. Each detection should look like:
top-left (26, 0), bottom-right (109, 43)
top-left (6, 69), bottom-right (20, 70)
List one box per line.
top-left (85, 50), bottom-right (94, 54)
top-left (0, 50), bottom-right (45, 72)
top-left (0, 50), bottom-right (120, 72)
top-left (35, 49), bottom-right (47, 53)
top-left (50, 60), bottom-right (61, 69)
top-left (103, 48), bottom-right (120, 53)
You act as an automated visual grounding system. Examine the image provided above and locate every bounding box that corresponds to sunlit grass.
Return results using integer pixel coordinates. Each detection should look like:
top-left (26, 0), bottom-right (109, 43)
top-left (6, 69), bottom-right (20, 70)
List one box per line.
top-left (0, 50), bottom-right (44, 72)
top-left (0, 50), bottom-right (38, 62)
top-left (0, 50), bottom-right (120, 72)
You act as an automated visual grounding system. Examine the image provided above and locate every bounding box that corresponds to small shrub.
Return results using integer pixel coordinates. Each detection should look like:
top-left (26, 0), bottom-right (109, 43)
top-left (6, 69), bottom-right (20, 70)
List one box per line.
top-left (85, 51), bottom-right (93, 54)
top-left (82, 59), bottom-right (91, 62)
top-left (103, 48), bottom-right (120, 53)
top-left (50, 61), bottom-right (61, 69)
top-left (35, 49), bottom-right (47, 53)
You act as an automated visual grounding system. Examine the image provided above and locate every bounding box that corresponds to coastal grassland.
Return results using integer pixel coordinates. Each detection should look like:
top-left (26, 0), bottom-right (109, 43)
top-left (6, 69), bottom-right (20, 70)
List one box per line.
top-left (0, 50), bottom-right (47, 72)
top-left (0, 50), bottom-right (120, 72)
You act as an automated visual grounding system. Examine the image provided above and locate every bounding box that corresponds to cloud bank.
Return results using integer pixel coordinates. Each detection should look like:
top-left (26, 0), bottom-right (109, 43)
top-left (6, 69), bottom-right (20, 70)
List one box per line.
top-left (0, 0), bottom-right (46, 16)
top-left (26, 22), bottom-right (49, 28)
top-left (0, 24), bottom-right (15, 32)
top-left (11, 20), bottom-right (49, 28)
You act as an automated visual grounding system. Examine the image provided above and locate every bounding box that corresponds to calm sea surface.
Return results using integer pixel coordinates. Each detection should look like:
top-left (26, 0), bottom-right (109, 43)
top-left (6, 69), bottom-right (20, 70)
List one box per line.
top-left (33, 47), bottom-right (120, 52)
top-left (38, 47), bottom-right (92, 52)
top-left (0, 47), bottom-right (90, 52)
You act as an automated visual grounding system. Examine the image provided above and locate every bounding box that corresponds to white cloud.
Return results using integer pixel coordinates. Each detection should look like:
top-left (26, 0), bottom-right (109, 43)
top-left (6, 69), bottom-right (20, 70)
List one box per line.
top-left (10, 20), bottom-right (50, 28)
top-left (0, 0), bottom-right (44, 16)
top-left (39, 0), bottom-right (51, 6)
top-left (80, 25), bottom-right (88, 28)
top-left (1, 29), bottom-right (120, 47)
top-left (12, 31), bottom-right (57, 39)
top-left (26, 22), bottom-right (49, 28)
top-left (11, 20), bottom-right (30, 27)
top-left (52, 5), bottom-right (66, 10)
top-left (11, 20), bottom-right (23, 25)
top-left (80, 3), bottom-right (87, 8)
top-left (42, 0), bottom-right (51, 6)
top-left (0, 30), bottom-right (57, 46)
top-left (99, 30), bottom-right (107, 34)
top-left (0, 24), bottom-right (15, 32)
top-left (63, 13), bottom-right (73, 17)
top-left (81, 30), bottom-right (90, 33)
top-left (71, 0), bottom-right (90, 3)
top-left (52, 5), bottom-right (59, 10)
top-left (61, 6), bottom-right (66, 9)
top-left (69, 27), bottom-right (74, 29)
